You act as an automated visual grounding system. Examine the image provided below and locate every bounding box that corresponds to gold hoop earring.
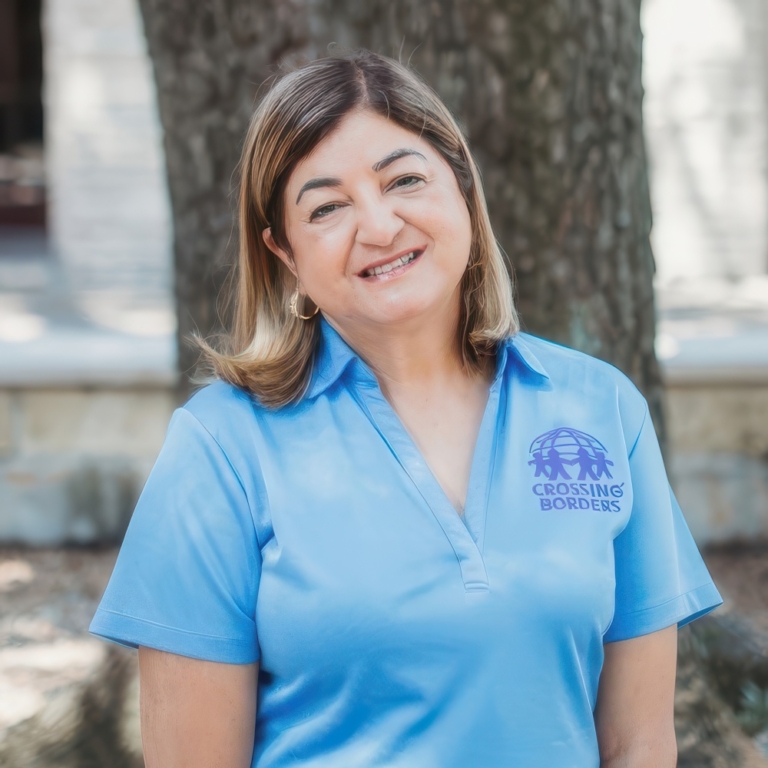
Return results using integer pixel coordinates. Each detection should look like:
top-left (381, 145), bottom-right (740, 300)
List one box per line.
top-left (289, 284), bottom-right (319, 320)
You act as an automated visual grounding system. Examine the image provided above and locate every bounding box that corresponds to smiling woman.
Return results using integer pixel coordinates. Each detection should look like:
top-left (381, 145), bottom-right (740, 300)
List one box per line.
top-left (89, 51), bottom-right (722, 768)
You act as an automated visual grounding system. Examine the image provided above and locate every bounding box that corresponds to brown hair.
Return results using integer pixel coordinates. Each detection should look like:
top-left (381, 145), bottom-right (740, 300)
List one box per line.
top-left (199, 50), bottom-right (519, 407)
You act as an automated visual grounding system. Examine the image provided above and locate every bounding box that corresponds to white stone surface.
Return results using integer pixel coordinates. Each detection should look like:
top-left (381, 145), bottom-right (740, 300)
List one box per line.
top-left (42, 0), bottom-right (173, 302)
top-left (643, 0), bottom-right (768, 284)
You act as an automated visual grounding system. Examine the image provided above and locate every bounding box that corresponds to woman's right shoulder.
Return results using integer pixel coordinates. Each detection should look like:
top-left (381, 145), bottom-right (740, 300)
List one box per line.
top-left (185, 379), bottom-right (258, 421)
top-left (172, 380), bottom-right (264, 458)
top-left (171, 378), bottom-right (317, 470)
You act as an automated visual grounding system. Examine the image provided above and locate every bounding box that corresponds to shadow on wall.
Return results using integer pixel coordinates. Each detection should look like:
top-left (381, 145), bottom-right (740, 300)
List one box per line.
top-left (1, 460), bottom-right (142, 545)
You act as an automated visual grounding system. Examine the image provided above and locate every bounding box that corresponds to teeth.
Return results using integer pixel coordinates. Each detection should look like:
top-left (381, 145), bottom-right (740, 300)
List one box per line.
top-left (364, 251), bottom-right (419, 277)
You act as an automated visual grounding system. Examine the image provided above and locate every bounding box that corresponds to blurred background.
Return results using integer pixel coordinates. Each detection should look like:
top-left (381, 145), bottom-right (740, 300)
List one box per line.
top-left (0, 0), bottom-right (767, 765)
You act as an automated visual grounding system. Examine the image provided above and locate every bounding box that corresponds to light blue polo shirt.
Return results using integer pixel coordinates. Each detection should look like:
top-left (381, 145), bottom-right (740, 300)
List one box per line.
top-left (90, 315), bottom-right (722, 767)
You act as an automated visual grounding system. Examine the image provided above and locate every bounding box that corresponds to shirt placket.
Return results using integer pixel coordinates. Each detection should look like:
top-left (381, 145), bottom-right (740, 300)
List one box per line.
top-left (348, 361), bottom-right (506, 592)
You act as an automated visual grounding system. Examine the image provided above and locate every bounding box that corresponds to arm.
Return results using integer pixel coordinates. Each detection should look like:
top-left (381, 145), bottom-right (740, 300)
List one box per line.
top-left (139, 646), bottom-right (258, 768)
top-left (594, 624), bottom-right (678, 768)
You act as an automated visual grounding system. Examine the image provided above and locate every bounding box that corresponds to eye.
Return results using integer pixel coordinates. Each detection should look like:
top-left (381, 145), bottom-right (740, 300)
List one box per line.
top-left (389, 175), bottom-right (424, 190)
top-left (309, 203), bottom-right (344, 222)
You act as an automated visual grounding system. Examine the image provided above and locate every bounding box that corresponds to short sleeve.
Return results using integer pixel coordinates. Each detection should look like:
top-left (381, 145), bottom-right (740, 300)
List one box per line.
top-left (603, 402), bottom-right (723, 643)
top-left (89, 407), bottom-right (261, 663)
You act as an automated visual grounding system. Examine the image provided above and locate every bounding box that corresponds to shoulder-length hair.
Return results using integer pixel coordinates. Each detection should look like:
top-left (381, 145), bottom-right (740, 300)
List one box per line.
top-left (199, 49), bottom-right (519, 408)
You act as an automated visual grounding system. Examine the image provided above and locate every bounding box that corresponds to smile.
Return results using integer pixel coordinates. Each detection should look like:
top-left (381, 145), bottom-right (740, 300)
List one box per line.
top-left (360, 249), bottom-right (423, 278)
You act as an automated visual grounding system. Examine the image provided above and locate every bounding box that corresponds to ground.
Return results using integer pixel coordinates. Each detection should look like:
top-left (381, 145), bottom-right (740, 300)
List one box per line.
top-left (705, 540), bottom-right (768, 640)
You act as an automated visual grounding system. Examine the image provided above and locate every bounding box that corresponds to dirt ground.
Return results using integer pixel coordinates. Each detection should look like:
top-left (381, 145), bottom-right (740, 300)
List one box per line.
top-left (0, 547), bottom-right (119, 646)
top-left (704, 539), bottom-right (768, 645)
top-left (0, 547), bottom-right (142, 767)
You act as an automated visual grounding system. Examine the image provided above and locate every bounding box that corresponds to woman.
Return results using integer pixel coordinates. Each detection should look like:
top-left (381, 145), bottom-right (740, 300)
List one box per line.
top-left (91, 50), bottom-right (722, 767)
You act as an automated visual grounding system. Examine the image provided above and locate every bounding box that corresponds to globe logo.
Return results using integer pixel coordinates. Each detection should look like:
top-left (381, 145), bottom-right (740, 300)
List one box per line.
top-left (528, 427), bottom-right (614, 481)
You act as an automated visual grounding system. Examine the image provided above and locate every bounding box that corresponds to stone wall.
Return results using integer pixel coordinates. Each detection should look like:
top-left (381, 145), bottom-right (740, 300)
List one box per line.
top-left (668, 384), bottom-right (768, 544)
top-left (0, 387), bottom-right (174, 544)
top-left (0, 380), bottom-right (766, 546)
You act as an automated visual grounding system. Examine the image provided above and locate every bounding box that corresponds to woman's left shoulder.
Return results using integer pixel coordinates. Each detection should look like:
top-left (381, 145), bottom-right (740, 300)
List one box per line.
top-left (511, 332), bottom-right (650, 431)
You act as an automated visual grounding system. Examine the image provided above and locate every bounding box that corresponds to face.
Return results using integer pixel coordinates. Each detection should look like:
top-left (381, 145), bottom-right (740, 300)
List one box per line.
top-left (264, 109), bottom-right (473, 334)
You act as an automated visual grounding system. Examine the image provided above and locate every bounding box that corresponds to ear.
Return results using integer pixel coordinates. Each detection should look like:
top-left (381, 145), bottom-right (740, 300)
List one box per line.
top-left (263, 227), bottom-right (297, 279)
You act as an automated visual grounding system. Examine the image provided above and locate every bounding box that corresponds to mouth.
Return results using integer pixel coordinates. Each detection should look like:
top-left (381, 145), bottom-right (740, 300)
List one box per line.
top-left (359, 248), bottom-right (424, 279)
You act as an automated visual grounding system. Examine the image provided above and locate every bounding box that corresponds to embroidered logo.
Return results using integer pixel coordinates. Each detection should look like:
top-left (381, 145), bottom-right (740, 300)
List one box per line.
top-left (528, 427), bottom-right (624, 512)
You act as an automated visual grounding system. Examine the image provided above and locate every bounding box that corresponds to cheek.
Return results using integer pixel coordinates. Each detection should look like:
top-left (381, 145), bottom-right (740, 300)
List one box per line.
top-left (290, 223), bottom-right (353, 288)
top-left (428, 194), bottom-right (472, 258)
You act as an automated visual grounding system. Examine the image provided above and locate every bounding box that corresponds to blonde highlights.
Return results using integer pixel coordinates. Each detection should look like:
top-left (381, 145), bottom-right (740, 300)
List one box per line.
top-left (199, 50), bottom-right (519, 408)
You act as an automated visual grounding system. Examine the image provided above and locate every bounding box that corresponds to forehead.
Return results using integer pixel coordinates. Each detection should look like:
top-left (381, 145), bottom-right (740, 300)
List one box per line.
top-left (286, 110), bottom-right (437, 188)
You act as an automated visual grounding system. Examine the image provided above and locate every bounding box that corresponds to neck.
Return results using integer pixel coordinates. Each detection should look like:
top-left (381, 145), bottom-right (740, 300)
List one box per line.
top-left (323, 296), bottom-right (472, 394)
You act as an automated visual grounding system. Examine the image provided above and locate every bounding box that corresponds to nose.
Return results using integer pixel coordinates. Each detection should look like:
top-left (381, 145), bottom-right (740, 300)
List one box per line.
top-left (354, 194), bottom-right (404, 247)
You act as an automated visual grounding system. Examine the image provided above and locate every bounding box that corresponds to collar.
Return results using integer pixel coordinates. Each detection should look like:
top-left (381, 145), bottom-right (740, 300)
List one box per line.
top-left (304, 315), bottom-right (364, 399)
top-left (506, 332), bottom-right (552, 383)
top-left (305, 314), bottom-right (550, 400)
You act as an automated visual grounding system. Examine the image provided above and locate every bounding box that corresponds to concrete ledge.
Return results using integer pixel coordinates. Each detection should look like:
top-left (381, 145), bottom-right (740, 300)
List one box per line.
top-left (3, 320), bottom-right (766, 388)
top-left (660, 328), bottom-right (768, 385)
top-left (0, 330), bottom-right (177, 388)
top-left (656, 276), bottom-right (768, 386)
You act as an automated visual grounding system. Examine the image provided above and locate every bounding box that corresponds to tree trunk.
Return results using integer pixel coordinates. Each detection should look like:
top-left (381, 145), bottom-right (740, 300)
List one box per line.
top-left (137, 0), bottom-right (661, 432)
top-left (136, 3), bottom-right (745, 762)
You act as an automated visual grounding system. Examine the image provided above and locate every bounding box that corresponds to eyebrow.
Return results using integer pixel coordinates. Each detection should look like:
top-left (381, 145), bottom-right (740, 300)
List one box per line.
top-left (371, 148), bottom-right (427, 172)
top-left (296, 177), bottom-right (342, 205)
top-left (294, 148), bottom-right (428, 205)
